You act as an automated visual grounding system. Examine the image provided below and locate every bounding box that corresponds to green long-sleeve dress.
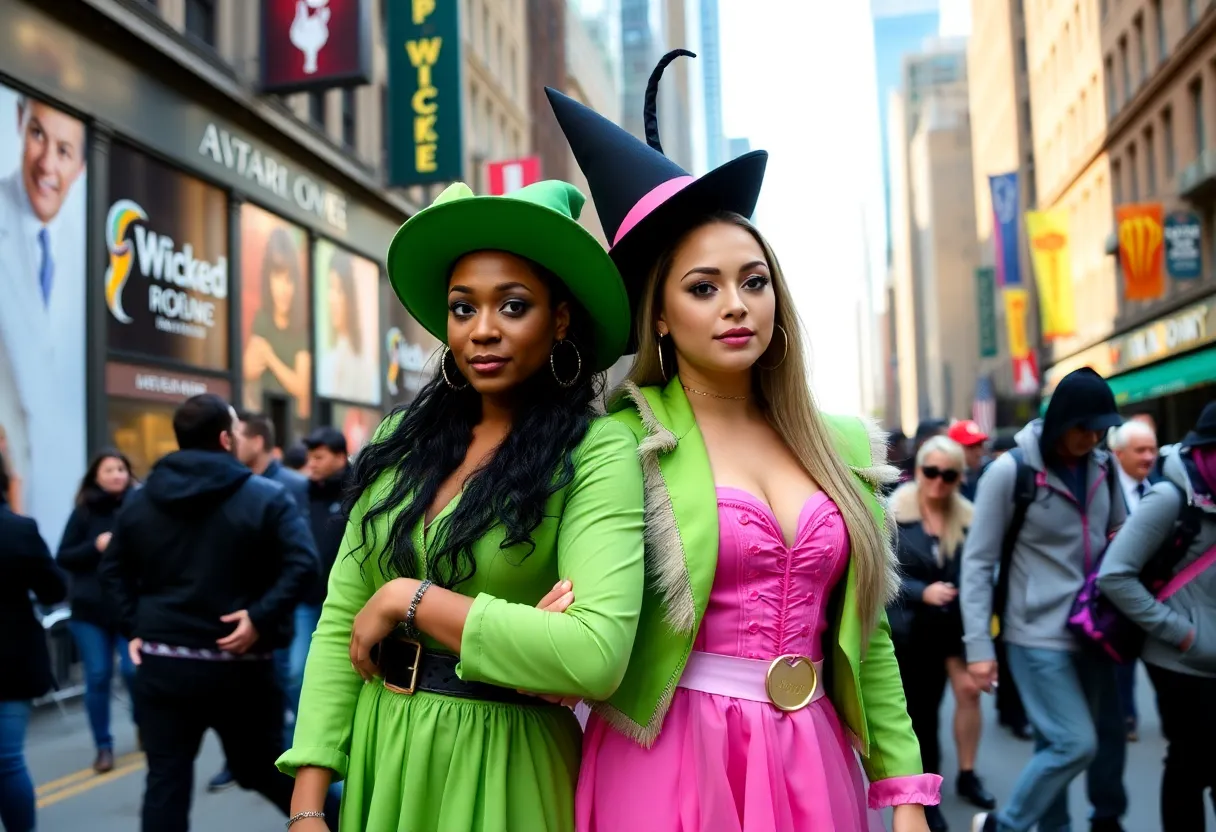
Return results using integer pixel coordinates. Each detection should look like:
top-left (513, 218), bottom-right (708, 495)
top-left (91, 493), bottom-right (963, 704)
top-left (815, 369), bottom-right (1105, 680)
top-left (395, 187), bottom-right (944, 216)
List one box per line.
top-left (276, 417), bottom-right (645, 832)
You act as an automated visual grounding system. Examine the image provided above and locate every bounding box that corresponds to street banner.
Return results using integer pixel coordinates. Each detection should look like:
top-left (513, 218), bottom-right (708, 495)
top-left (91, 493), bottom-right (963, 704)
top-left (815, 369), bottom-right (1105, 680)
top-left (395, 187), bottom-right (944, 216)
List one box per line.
top-left (1025, 209), bottom-right (1077, 340)
top-left (487, 157), bottom-right (541, 195)
top-left (1012, 353), bottom-right (1040, 396)
top-left (975, 267), bottom-right (998, 357)
top-left (260, 0), bottom-right (372, 93)
top-left (386, 0), bottom-right (463, 186)
top-left (1164, 210), bottom-right (1203, 280)
top-left (1116, 202), bottom-right (1166, 301)
top-left (989, 172), bottom-right (1022, 286)
top-left (1003, 287), bottom-right (1031, 360)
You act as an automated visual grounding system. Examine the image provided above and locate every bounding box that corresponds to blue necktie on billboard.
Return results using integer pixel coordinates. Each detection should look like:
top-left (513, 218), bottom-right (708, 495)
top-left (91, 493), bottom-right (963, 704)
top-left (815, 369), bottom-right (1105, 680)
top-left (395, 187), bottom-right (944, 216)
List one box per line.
top-left (38, 227), bottom-right (54, 307)
top-left (989, 173), bottom-right (1022, 287)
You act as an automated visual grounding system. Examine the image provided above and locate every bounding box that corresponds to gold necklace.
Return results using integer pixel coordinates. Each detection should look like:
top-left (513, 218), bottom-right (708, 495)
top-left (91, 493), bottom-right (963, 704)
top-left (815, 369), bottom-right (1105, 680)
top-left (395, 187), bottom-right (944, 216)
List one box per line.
top-left (682, 384), bottom-right (746, 401)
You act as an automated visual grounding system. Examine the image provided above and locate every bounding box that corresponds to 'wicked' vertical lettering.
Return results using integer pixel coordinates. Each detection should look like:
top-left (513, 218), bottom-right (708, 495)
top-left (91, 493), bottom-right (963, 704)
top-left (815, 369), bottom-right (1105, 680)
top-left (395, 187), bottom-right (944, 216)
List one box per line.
top-left (406, 36), bottom-right (443, 173)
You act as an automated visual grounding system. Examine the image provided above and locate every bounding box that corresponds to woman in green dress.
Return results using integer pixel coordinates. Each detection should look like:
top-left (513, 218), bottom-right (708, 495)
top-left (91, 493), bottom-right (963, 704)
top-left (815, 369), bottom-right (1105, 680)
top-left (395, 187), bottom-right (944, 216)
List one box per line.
top-left (277, 180), bottom-right (646, 832)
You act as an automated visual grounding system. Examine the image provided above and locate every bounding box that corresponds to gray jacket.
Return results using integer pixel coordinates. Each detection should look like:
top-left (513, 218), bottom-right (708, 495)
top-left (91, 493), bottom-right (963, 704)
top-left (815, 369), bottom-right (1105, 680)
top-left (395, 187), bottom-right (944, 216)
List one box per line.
top-left (1097, 447), bottom-right (1216, 677)
top-left (960, 420), bottom-right (1125, 662)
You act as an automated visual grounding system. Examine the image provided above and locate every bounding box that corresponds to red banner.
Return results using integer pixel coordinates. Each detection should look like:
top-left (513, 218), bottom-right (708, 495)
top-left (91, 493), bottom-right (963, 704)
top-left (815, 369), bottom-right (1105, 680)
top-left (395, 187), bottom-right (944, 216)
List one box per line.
top-left (486, 157), bottom-right (541, 196)
top-left (1012, 352), bottom-right (1040, 396)
top-left (260, 0), bottom-right (371, 94)
top-left (1116, 203), bottom-right (1166, 302)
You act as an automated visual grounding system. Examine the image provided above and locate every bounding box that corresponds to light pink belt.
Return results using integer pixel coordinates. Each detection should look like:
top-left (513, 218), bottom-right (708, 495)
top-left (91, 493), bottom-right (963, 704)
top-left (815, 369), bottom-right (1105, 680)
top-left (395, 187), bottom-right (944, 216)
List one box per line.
top-left (677, 650), bottom-right (825, 712)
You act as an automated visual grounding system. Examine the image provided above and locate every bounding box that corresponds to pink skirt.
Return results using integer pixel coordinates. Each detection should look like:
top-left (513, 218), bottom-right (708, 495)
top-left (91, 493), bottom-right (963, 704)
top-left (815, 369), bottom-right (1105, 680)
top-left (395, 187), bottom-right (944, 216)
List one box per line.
top-left (576, 687), bottom-right (886, 832)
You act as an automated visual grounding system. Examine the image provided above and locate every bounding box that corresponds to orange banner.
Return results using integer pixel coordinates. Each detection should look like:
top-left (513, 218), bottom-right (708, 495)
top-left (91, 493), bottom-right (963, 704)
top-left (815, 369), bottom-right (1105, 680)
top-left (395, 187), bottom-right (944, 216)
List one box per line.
top-left (1003, 288), bottom-right (1031, 359)
top-left (1116, 203), bottom-right (1166, 302)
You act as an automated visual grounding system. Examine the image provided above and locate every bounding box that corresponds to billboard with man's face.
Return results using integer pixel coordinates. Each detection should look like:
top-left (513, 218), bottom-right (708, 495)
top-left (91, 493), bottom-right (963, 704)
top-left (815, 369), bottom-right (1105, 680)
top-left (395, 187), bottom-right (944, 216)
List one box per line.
top-left (0, 83), bottom-right (88, 545)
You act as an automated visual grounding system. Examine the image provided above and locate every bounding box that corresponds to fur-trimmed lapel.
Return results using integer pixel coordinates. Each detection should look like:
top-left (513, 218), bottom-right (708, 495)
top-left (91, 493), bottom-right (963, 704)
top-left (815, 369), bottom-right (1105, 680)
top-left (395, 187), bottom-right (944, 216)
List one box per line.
top-left (889, 481), bottom-right (974, 526)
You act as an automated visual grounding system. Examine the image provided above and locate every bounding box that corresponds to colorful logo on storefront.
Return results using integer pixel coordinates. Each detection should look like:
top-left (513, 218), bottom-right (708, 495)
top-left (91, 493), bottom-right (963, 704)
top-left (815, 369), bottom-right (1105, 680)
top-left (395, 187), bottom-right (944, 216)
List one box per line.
top-left (105, 199), bottom-right (148, 324)
top-left (385, 326), bottom-right (430, 397)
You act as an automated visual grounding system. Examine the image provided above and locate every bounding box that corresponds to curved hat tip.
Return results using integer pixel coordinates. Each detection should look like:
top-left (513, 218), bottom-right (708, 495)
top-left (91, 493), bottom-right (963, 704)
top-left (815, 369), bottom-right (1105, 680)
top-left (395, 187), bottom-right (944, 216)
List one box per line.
top-left (644, 49), bottom-right (697, 154)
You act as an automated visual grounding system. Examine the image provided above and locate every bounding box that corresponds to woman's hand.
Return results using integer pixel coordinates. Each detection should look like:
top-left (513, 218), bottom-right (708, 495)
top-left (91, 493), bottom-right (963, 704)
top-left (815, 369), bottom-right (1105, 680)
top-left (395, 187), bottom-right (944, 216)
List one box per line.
top-left (349, 578), bottom-right (417, 681)
top-left (287, 819), bottom-right (329, 832)
top-left (891, 803), bottom-right (930, 832)
top-left (921, 581), bottom-right (958, 606)
top-left (516, 581), bottom-right (580, 707)
top-left (95, 532), bottom-right (112, 552)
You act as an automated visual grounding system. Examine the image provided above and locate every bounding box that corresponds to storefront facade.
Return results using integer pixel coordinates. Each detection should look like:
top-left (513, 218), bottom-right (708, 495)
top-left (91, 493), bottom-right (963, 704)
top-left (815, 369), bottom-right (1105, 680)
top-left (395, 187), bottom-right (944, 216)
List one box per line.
top-left (0, 0), bottom-right (438, 543)
top-left (1042, 293), bottom-right (1216, 442)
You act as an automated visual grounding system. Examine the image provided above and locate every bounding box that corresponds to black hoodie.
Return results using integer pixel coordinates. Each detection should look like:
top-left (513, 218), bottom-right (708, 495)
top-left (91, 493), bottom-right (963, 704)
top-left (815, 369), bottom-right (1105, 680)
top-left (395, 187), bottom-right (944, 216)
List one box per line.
top-left (1039, 368), bottom-right (1123, 503)
top-left (97, 449), bottom-right (315, 652)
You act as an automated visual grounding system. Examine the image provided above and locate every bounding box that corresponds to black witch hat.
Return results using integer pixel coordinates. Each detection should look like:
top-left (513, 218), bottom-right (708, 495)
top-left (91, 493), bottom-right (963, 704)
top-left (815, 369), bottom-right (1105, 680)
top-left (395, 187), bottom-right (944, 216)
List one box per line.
top-left (546, 49), bottom-right (768, 350)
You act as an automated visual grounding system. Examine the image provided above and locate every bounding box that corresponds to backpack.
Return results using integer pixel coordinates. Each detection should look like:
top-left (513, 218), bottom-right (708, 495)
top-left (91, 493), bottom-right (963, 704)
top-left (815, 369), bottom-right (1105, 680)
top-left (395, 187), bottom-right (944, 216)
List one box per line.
top-left (992, 448), bottom-right (1119, 620)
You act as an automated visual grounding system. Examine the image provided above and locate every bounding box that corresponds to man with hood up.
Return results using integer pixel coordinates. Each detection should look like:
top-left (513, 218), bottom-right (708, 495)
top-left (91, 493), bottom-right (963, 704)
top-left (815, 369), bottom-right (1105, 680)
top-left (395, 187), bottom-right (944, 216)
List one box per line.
top-left (98, 394), bottom-right (320, 831)
top-left (960, 368), bottom-right (1128, 832)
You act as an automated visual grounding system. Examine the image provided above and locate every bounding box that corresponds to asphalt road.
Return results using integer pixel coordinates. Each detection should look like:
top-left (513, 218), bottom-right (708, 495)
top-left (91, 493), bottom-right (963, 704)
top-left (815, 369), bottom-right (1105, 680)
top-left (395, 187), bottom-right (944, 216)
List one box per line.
top-left (25, 665), bottom-right (1207, 830)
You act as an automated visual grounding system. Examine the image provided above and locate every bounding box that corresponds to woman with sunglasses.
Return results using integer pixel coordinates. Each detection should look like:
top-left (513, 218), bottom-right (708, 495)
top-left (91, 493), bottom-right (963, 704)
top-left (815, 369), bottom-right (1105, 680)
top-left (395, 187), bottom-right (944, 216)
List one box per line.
top-left (888, 436), bottom-right (994, 831)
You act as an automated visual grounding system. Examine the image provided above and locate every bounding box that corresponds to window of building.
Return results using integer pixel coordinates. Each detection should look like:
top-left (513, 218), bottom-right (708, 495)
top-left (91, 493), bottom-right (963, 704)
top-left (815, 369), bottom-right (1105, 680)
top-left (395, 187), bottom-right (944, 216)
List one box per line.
top-left (507, 45), bottom-right (517, 98)
top-left (1134, 16), bottom-right (1147, 86)
top-left (1017, 37), bottom-right (1027, 72)
top-left (341, 89), bottom-right (356, 148)
top-left (1145, 127), bottom-right (1157, 194)
top-left (1112, 158), bottom-right (1123, 204)
top-left (1192, 78), bottom-right (1207, 155)
top-left (482, 4), bottom-right (490, 59)
top-left (494, 24), bottom-right (503, 78)
top-left (1100, 0), bottom-right (1108, 21)
top-left (1118, 36), bottom-right (1130, 105)
top-left (185, 0), bottom-right (216, 46)
top-left (1128, 142), bottom-right (1140, 201)
top-left (1104, 55), bottom-right (1117, 119)
top-left (1026, 160), bottom-right (1037, 207)
top-left (1187, 0), bottom-right (1199, 27)
top-left (1080, 89), bottom-right (1089, 135)
top-left (1163, 106), bottom-right (1176, 176)
top-left (1153, 0), bottom-right (1167, 64)
top-left (308, 91), bottom-right (326, 128)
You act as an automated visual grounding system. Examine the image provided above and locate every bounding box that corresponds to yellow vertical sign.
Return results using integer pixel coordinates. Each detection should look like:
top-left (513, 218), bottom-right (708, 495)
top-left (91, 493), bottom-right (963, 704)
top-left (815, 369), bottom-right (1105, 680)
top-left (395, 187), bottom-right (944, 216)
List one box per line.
top-left (1004, 287), bottom-right (1031, 359)
top-left (1025, 209), bottom-right (1077, 340)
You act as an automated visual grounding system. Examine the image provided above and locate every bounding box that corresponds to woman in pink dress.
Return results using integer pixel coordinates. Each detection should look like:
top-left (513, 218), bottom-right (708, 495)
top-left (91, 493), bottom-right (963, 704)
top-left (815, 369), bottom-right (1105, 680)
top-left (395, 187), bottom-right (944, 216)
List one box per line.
top-left (542, 51), bottom-right (942, 832)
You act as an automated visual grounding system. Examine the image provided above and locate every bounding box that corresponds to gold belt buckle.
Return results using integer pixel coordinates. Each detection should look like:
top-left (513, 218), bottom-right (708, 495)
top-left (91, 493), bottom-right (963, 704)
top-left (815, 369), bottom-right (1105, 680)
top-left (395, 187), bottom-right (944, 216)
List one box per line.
top-left (382, 636), bottom-right (423, 695)
top-left (765, 654), bottom-right (818, 712)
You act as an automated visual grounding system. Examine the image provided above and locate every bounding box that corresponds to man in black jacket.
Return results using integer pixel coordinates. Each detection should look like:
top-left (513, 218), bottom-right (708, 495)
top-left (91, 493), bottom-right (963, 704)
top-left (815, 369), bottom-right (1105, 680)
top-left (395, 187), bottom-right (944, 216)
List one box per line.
top-left (98, 395), bottom-right (316, 832)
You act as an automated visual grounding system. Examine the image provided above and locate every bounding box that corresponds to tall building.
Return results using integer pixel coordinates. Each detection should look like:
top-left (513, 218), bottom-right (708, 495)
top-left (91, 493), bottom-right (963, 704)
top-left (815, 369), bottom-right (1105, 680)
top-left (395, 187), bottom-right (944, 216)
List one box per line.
top-left (620, 0), bottom-right (664, 140)
top-left (528, 0), bottom-right (570, 182)
top-left (701, 0), bottom-right (726, 170)
top-left (872, 0), bottom-right (941, 263)
top-left (967, 0), bottom-right (1041, 427)
top-left (888, 41), bottom-right (977, 430)
top-left (1037, 0), bottom-right (1216, 439)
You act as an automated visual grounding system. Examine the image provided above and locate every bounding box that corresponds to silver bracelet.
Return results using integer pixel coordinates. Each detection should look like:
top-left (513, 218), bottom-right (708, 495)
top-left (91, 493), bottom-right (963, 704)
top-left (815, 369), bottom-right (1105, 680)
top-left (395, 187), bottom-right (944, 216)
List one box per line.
top-left (286, 810), bottom-right (325, 828)
top-left (403, 579), bottom-right (433, 639)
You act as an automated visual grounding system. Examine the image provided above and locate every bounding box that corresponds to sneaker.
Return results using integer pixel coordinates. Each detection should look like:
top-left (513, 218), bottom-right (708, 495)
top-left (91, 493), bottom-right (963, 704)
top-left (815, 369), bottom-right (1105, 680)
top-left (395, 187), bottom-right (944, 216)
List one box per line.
top-left (1090, 820), bottom-right (1124, 832)
top-left (207, 768), bottom-right (236, 792)
top-left (971, 813), bottom-right (997, 832)
top-left (93, 749), bottom-right (115, 774)
top-left (957, 771), bottom-right (997, 810)
top-left (924, 803), bottom-right (949, 831)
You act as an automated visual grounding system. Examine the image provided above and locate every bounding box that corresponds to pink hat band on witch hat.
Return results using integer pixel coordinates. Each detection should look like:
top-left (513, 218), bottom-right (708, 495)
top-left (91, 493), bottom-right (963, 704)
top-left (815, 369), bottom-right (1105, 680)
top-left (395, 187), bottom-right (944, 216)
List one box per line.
top-left (613, 176), bottom-right (696, 247)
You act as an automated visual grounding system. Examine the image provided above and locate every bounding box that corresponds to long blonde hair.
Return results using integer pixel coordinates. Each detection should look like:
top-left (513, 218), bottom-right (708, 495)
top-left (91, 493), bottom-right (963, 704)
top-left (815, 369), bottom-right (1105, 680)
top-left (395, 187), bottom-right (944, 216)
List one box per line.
top-left (910, 435), bottom-right (971, 561)
top-left (627, 212), bottom-right (899, 634)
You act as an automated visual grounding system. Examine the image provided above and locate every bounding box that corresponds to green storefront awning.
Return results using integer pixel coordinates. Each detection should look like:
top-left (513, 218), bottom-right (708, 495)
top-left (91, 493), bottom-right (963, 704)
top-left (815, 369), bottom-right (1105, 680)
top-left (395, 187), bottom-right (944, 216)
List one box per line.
top-left (1108, 345), bottom-right (1216, 405)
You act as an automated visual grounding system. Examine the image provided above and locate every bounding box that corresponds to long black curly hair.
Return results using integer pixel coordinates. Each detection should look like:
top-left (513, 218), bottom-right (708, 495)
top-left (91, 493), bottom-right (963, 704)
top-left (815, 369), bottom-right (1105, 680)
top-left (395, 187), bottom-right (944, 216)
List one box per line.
top-left (343, 259), bottom-right (603, 588)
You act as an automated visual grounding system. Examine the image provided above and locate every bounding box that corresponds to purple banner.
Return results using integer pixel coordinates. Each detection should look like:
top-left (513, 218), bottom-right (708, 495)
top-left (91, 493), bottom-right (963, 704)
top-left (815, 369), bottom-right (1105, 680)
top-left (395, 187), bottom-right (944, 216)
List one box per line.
top-left (989, 172), bottom-right (1022, 287)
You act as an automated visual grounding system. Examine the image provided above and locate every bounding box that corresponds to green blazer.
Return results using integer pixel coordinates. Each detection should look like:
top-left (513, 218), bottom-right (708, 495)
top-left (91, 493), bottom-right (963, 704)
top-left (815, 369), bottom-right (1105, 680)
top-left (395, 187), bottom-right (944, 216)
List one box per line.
top-left (591, 378), bottom-right (925, 785)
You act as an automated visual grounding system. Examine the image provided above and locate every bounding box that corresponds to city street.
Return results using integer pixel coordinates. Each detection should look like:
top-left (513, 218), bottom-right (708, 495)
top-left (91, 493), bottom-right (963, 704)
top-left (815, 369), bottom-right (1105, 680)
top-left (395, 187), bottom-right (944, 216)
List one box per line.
top-left (25, 667), bottom-right (1213, 830)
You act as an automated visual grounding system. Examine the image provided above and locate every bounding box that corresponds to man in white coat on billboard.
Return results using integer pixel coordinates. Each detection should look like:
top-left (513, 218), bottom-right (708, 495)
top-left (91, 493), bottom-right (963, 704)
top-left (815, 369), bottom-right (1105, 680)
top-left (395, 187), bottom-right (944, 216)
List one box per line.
top-left (0, 91), bottom-right (88, 543)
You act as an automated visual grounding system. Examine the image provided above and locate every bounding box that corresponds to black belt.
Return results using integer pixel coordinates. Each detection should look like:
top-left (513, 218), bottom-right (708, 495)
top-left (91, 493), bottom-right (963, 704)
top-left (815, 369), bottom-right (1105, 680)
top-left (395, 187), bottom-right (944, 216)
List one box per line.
top-left (374, 635), bottom-right (555, 707)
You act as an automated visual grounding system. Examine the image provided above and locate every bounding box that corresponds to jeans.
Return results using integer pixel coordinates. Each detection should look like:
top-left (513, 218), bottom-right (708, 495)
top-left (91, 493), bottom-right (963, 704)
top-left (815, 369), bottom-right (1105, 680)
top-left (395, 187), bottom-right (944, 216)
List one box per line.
top-left (1115, 660), bottom-right (1137, 728)
top-left (68, 620), bottom-right (137, 751)
top-left (285, 603), bottom-right (322, 718)
top-left (994, 644), bottom-right (1128, 831)
top-left (0, 701), bottom-right (35, 832)
top-left (136, 654), bottom-right (294, 832)
top-left (1145, 662), bottom-right (1216, 831)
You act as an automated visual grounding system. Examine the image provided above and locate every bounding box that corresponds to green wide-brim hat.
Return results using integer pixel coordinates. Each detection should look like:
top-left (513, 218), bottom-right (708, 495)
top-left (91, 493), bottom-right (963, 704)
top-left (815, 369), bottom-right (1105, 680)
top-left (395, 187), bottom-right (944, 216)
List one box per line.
top-left (386, 180), bottom-right (630, 372)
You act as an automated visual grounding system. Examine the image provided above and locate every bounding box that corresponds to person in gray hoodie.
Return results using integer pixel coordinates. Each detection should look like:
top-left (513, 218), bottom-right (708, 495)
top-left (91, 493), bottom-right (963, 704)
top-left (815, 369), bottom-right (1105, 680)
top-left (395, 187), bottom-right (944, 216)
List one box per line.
top-left (961, 368), bottom-right (1127, 832)
top-left (1098, 401), bottom-right (1216, 831)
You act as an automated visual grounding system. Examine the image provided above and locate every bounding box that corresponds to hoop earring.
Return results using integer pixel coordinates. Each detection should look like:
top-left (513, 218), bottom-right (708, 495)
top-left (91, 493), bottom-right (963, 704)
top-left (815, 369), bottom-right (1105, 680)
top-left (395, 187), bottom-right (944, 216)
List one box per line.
top-left (758, 325), bottom-right (788, 371)
top-left (657, 334), bottom-right (669, 381)
top-left (550, 339), bottom-right (582, 388)
top-left (441, 347), bottom-right (469, 390)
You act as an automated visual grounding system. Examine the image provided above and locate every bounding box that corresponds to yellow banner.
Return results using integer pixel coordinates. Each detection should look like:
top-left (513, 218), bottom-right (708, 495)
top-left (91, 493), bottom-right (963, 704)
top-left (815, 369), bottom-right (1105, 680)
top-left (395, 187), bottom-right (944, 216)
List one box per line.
top-left (1004, 288), bottom-right (1031, 359)
top-left (1025, 209), bottom-right (1077, 340)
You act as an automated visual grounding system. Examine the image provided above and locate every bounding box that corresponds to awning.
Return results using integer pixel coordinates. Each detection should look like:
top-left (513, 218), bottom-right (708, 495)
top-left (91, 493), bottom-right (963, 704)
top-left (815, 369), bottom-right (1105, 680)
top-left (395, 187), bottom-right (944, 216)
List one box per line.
top-left (1107, 345), bottom-right (1216, 405)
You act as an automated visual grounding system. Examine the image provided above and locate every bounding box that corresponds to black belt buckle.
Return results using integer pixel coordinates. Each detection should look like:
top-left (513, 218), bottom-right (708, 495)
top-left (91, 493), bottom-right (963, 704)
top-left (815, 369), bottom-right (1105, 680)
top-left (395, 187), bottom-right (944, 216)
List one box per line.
top-left (380, 634), bottom-right (422, 695)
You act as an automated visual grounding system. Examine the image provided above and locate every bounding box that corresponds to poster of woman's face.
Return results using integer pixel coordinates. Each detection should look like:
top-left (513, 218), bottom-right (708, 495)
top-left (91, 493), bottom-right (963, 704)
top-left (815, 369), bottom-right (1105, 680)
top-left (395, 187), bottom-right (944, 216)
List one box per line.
top-left (314, 239), bottom-right (381, 406)
top-left (240, 204), bottom-right (312, 439)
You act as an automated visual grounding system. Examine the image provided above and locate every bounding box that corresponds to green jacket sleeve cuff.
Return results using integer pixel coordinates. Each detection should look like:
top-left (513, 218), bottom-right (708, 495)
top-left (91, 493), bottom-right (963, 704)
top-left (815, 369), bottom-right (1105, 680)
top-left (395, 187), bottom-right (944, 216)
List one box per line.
top-left (276, 745), bottom-right (349, 782)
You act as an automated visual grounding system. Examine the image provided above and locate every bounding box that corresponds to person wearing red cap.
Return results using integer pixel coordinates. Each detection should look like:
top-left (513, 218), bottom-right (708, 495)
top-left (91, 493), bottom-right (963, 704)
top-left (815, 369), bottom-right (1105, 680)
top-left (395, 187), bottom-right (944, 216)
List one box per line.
top-left (947, 421), bottom-right (990, 502)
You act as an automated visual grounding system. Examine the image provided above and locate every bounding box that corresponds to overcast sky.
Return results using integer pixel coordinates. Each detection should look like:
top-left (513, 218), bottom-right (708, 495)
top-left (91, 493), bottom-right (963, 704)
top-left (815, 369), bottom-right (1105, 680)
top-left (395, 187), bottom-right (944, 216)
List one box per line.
top-left (717, 0), bottom-right (971, 413)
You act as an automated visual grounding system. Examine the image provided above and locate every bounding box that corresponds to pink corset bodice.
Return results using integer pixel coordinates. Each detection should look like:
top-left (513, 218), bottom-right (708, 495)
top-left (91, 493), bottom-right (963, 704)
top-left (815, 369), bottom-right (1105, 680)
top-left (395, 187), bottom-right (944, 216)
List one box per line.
top-left (694, 487), bottom-right (850, 662)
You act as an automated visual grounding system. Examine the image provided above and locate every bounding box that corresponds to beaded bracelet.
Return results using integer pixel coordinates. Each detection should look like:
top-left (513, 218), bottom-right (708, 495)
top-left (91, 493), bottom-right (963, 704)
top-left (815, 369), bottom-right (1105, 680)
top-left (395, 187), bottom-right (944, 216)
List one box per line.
top-left (286, 810), bottom-right (325, 828)
top-left (403, 579), bottom-right (433, 639)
